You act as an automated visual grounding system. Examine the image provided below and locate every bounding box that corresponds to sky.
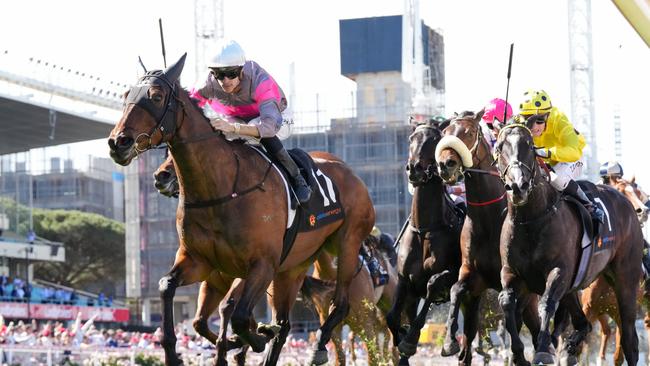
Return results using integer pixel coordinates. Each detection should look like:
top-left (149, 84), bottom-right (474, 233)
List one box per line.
top-left (2, 0), bottom-right (649, 181)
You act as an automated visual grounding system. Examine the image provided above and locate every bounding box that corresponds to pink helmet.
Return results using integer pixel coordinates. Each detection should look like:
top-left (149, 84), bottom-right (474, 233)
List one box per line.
top-left (482, 98), bottom-right (513, 124)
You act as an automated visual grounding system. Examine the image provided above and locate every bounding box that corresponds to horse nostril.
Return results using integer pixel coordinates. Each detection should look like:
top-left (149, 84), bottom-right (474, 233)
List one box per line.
top-left (108, 138), bottom-right (117, 150)
top-left (637, 208), bottom-right (644, 213)
top-left (115, 135), bottom-right (134, 149)
top-left (504, 184), bottom-right (512, 192)
top-left (155, 171), bottom-right (171, 182)
top-left (521, 181), bottom-right (530, 191)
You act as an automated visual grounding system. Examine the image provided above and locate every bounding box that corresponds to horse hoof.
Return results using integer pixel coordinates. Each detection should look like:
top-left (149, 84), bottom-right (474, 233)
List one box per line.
top-left (257, 322), bottom-right (281, 338)
top-left (559, 355), bottom-right (578, 366)
top-left (532, 351), bottom-right (554, 365)
top-left (513, 354), bottom-right (530, 366)
top-left (441, 340), bottom-right (460, 357)
top-left (398, 340), bottom-right (417, 356)
top-left (398, 356), bottom-right (410, 366)
top-left (226, 335), bottom-right (244, 350)
top-left (211, 358), bottom-right (227, 366)
top-left (308, 349), bottom-right (328, 365)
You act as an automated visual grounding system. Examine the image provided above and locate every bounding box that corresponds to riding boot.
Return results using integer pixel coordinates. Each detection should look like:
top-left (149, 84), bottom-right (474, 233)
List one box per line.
top-left (274, 148), bottom-right (312, 204)
top-left (565, 180), bottom-right (605, 224)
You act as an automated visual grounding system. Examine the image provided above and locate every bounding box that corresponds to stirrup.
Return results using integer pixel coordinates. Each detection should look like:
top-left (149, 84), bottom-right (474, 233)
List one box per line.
top-left (295, 184), bottom-right (312, 204)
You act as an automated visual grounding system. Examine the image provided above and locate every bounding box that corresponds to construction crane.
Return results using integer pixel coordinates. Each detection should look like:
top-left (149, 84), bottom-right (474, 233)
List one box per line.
top-left (194, 0), bottom-right (224, 82)
top-left (568, 0), bottom-right (598, 179)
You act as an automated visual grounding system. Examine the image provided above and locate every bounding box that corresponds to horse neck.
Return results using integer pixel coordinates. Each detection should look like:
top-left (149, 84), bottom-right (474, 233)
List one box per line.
top-left (170, 96), bottom-right (238, 204)
top-left (411, 179), bottom-right (447, 230)
top-left (464, 143), bottom-right (504, 211)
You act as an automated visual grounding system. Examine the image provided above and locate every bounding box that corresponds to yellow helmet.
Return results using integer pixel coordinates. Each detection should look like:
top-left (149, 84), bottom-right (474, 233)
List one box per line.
top-left (519, 89), bottom-right (552, 115)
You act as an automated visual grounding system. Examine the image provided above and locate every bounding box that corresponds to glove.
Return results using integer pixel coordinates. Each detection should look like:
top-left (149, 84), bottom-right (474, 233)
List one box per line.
top-left (535, 148), bottom-right (550, 159)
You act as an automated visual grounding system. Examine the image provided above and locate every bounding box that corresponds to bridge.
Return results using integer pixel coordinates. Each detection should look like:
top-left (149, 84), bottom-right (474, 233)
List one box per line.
top-left (0, 50), bottom-right (127, 155)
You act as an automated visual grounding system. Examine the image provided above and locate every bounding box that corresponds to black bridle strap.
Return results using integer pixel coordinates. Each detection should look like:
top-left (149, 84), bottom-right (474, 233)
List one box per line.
top-left (184, 153), bottom-right (273, 209)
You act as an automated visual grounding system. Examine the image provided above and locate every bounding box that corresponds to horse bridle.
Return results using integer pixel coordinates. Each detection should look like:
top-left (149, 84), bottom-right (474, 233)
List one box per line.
top-left (124, 71), bottom-right (182, 152)
top-left (448, 117), bottom-right (498, 178)
top-left (408, 124), bottom-right (442, 184)
top-left (494, 124), bottom-right (539, 191)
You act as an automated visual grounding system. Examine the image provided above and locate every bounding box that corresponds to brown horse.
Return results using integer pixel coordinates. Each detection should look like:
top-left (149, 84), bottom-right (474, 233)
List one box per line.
top-left (302, 235), bottom-right (398, 365)
top-left (613, 176), bottom-right (650, 225)
top-left (107, 55), bottom-right (374, 366)
top-left (154, 156), bottom-right (255, 366)
top-left (435, 111), bottom-right (541, 365)
top-left (385, 120), bottom-right (463, 366)
top-left (494, 122), bottom-right (642, 366)
top-left (580, 176), bottom-right (650, 365)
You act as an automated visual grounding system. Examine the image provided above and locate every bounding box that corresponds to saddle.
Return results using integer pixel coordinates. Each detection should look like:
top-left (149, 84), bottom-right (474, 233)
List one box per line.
top-left (249, 146), bottom-right (345, 264)
top-left (563, 181), bottom-right (614, 290)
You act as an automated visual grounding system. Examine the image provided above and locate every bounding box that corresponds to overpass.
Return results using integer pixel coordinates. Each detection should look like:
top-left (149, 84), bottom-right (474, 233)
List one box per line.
top-left (0, 50), bottom-right (127, 155)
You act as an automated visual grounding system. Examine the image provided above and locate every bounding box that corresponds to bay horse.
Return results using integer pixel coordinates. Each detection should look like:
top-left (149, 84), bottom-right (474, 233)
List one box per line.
top-left (434, 111), bottom-right (541, 365)
top-left (385, 120), bottom-right (463, 366)
top-left (156, 157), bottom-right (398, 365)
top-left (580, 176), bottom-right (650, 365)
top-left (154, 156), bottom-right (254, 366)
top-left (302, 235), bottom-right (398, 366)
top-left (108, 54), bottom-right (374, 366)
top-left (494, 122), bottom-right (642, 365)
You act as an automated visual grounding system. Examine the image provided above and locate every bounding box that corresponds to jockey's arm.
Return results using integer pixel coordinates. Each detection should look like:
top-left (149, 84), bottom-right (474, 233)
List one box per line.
top-left (548, 116), bottom-right (582, 163)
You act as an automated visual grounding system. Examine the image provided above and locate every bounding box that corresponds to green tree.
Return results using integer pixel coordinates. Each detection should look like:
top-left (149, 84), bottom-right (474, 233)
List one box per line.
top-left (1, 196), bottom-right (125, 293)
top-left (33, 209), bottom-right (125, 291)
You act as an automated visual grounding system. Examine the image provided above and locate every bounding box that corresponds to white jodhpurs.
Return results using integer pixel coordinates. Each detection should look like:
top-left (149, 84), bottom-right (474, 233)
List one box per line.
top-left (550, 158), bottom-right (584, 191)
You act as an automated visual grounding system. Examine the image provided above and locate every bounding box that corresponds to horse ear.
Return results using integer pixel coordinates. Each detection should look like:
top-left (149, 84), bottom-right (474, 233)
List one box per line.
top-left (631, 175), bottom-right (636, 184)
top-left (476, 108), bottom-right (485, 122)
top-left (164, 53), bottom-right (187, 83)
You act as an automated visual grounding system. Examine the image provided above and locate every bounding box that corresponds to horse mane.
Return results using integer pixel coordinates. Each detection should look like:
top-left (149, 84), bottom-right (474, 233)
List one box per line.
top-left (455, 111), bottom-right (476, 120)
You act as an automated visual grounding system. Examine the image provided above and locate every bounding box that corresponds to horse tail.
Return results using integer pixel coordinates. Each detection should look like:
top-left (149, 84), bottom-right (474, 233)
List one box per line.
top-left (300, 275), bottom-right (336, 306)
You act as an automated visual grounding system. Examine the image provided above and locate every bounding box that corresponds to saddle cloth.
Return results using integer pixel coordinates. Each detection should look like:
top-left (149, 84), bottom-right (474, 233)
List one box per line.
top-left (249, 146), bottom-right (345, 264)
top-left (565, 181), bottom-right (615, 290)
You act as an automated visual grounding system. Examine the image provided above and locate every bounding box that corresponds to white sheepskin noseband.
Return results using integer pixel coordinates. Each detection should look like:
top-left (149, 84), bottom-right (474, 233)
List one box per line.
top-left (435, 135), bottom-right (474, 168)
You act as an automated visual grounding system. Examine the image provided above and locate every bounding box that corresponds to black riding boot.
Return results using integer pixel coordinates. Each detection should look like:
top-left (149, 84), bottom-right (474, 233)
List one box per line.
top-left (274, 148), bottom-right (312, 204)
top-left (565, 180), bottom-right (605, 224)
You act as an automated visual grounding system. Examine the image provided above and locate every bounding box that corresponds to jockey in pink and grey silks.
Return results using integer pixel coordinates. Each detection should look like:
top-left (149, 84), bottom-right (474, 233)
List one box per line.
top-left (190, 60), bottom-right (287, 139)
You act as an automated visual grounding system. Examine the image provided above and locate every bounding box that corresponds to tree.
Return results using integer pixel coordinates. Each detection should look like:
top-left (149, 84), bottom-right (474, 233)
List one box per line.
top-left (32, 209), bottom-right (125, 293)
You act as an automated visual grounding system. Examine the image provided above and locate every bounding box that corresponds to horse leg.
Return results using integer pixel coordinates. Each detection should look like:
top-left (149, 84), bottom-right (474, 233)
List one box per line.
top-left (262, 271), bottom-right (304, 366)
top-left (499, 266), bottom-right (529, 366)
top-left (612, 277), bottom-right (639, 366)
top-left (557, 292), bottom-right (592, 365)
top-left (310, 227), bottom-right (366, 366)
top-left (330, 325), bottom-right (345, 366)
top-left (520, 294), bottom-right (541, 350)
top-left (386, 274), bottom-right (410, 347)
top-left (528, 267), bottom-right (570, 365)
top-left (215, 279), bottom-right (246, 365)
top-left (230, 261), bottom-right (274, 353)
top-left (160, 253), bottom-right (211, 366)
top-left (442, 271), bottom-right (472, 357)
top-left (399, 270), bottom-right (454, 357)
top-left (596, 315), bottom-right (611, 363)
top-left (458, 294), bottom-right (481, 366)
top-left (191, 282), bottom-right (224, 366)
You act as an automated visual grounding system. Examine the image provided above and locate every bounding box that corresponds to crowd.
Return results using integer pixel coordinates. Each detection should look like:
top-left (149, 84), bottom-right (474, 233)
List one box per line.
top-left (0, 275), bottom-right (114, 306)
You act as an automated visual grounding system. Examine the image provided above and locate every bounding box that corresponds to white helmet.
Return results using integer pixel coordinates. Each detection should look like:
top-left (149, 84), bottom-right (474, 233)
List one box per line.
top-left (208, 39), bottom-right (246, 68)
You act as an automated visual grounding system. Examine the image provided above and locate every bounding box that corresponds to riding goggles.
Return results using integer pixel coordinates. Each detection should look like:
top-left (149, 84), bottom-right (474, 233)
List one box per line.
top-left (210, 67), bottom-right (242, 81)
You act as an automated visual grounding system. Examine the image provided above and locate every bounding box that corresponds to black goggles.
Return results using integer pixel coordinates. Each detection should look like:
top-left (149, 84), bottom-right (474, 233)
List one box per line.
top-left (210, 67), bottom-right (242, 81)
top-left (523, 114), bottom-right (548, 125)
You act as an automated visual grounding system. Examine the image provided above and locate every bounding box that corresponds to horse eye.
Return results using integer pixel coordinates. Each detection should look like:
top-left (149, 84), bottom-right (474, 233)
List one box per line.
top-left (151, 94), bottom-right (163, 103)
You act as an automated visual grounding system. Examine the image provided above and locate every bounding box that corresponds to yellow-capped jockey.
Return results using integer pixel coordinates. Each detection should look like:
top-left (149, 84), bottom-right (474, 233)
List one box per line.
top-left (518, 89), bottom-right (604, 223)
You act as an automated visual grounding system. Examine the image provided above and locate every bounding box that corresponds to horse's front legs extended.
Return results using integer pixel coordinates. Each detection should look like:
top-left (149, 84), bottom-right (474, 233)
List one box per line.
top-left (458, 294), bottom-right (481, 366)
top-left (160, 252), bottom-right (211, 366)
top-left (530, 267), bottom-right (571, 365)
top-left (230, 261), bottom-right (274, 354)
top-left (399, 270), bottom-right (454, 357)
top-left (499, 266), bottom-right (529, 366)
top-left (386, 274), bottom-right (410, 347)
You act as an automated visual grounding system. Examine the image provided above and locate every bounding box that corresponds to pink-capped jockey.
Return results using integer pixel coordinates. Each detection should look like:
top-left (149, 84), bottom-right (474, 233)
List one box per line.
top-left (482, 98), bottom-right (513, 126)
top-left (479, 98), bottom-right (512, 150)
top-left (190, 39), bottom-right (312, 204)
